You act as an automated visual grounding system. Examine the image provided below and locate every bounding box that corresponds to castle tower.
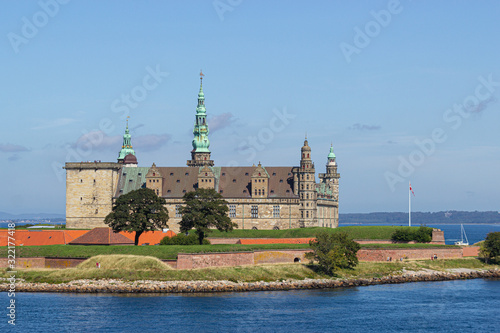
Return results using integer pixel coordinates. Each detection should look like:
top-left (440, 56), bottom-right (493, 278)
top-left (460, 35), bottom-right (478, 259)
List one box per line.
top-left (298, 137), bottom-right (317, 227)
top-left (117, 119), bottom-right (136, 164)
top-left (187, 71), bottom-right (214, 167)
top-left (319, 144), bottom-right (340, 184)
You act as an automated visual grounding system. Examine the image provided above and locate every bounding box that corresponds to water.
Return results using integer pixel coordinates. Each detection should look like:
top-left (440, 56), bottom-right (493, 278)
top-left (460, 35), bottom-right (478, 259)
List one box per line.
top-left (341, 223), bottom-right (500, 245)
top-left (1, 279), bottom-right (499, 332)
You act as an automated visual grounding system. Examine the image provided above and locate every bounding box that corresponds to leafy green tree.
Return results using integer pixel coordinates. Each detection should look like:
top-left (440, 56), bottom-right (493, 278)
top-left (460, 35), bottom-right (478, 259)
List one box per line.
top-left (104, 188), bottom-right (169, 245)
top-left (179, 188), bottom-right (237, 244)
top-left (483, 232), bottom-right (500, 263)
top-left (413, 226), bottom-right (432, 243)
top-left (305, 231), bottom-right (361, 275)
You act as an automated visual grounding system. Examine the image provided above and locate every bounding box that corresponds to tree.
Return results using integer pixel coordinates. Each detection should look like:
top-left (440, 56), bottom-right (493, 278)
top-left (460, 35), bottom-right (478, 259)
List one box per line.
top-left (305, 231), bottom-right (361, 275)
top-left (104, 188), bottom-right (169, 245)
top-left (179, 188), bottom-right (237, 244)
top-left (483, 232), bottom-right (500, 263)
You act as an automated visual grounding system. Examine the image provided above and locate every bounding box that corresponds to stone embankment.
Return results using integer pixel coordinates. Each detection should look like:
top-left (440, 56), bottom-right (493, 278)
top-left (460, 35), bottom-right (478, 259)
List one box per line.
top-left (0, 269), bottom-right (498, 293)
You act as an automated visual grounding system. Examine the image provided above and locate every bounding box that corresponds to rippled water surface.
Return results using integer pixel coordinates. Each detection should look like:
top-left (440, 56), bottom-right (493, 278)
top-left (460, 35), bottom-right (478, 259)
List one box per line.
top-left (1, 278), bottom-right (499, 332)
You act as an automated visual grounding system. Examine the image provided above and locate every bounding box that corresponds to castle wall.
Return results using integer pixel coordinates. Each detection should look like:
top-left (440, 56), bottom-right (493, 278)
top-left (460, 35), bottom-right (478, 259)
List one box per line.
top-left (65, 162), bottom-right (121, 229)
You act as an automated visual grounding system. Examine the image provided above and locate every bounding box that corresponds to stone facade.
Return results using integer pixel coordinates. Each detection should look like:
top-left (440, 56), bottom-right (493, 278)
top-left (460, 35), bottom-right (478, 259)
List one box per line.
top-left (64, 76), bottom-right (340, 231)
top-left (65, 162), bottom-right (121, 229)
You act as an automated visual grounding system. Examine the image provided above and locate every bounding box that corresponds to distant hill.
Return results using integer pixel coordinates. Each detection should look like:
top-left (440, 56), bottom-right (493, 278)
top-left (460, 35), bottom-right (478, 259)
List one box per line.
top-left (0, 212), bottom-right (65, 220)
top-left (340, 211), bottom-right (500, 224)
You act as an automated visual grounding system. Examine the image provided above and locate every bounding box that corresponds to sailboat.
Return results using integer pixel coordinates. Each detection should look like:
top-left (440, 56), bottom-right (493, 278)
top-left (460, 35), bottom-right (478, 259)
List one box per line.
top-left (454, 224), bottom-right (469, 246)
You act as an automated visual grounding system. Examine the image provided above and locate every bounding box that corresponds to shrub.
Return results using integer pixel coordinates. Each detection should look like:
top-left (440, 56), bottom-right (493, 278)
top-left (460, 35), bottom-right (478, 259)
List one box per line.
top-left (391, 229), bottom-right (413, 242)
top-left (413, 226), bottom-right (432, 243)
top-left (160, 233), bottom-right (211, 245)
top-left (483, 232), bottom-right (500, 263)
top-left (305, 231), bottom-right (361, 275)
top-left (391, 226), bottom-right (432, 243)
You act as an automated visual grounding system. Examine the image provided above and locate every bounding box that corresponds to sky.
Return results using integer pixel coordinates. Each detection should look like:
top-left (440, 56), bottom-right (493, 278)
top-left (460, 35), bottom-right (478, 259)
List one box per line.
top-left (1, 0), bottom-right (499, 215)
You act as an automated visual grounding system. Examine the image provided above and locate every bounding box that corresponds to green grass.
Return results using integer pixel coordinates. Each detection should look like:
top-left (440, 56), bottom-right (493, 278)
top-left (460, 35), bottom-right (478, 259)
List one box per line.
top-left (208, 226), bottom-right (426, 240)
top-left (0, 242), bottom-right (457, 260)
top-left (2, 258), bottom-right (497, 284)
top-left (0, 243), bottom-right (309, 260)
top-left (77, 255), bottom-right (172, 270)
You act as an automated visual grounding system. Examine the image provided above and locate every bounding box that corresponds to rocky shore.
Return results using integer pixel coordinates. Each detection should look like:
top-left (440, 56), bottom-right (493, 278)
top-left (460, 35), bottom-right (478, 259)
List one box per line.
top-left (1, 268), bottom-right (498, 293)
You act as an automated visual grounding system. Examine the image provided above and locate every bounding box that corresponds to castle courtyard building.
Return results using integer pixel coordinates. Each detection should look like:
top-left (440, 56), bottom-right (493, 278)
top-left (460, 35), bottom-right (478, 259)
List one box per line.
top-left (64, 74), bottom-right (340, 232)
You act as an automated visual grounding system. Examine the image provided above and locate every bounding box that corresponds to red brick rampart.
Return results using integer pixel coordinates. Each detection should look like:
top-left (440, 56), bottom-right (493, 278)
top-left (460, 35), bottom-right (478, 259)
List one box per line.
top-left (357, 248), bottom-right (463, 261)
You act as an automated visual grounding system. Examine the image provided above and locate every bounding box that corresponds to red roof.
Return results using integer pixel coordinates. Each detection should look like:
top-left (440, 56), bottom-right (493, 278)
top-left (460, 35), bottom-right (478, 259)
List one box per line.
top-left (120, 230), bottom-right (176, 245)
top-left (69, 228), bottom-right (134, 245)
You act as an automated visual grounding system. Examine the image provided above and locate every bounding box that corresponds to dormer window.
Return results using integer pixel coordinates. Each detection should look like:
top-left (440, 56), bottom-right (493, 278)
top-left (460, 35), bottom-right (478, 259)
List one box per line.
top-left (272, 172), bottom-right (276, 176)
top-left (170, 173), bottom-right (174, 176)
top-left (245, 172), bottom-right (249, 176)
top-left (233, 179), bottom-right (236, 183)
top-left (279, 179), bottom-right (283, 183)
top-left (185, 172), bottom-right (189, 176)
top-left (176, 179), bottom-right (180, 183)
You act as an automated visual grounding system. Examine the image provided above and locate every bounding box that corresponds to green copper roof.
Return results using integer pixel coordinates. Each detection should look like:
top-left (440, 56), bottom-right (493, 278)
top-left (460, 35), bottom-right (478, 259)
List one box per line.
top-left (327, 146), bottom-right (336, 159)
top-left (118, 121), bottom-right (136, 160)
top-left (192, 75), bottom-right (211, 152)
top-left (116, 167), bottom-right (148, 196)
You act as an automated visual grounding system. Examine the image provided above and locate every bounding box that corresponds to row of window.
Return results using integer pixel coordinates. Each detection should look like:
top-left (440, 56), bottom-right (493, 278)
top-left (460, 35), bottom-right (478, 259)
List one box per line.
top-left (171, 204), bottom-right (286, 219)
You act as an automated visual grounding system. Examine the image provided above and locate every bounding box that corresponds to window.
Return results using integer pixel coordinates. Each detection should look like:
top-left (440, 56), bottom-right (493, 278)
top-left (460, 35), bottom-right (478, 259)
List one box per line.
top-left (229, 204), bottom-right (236, 218)
top-left (182, 190), bottom-right (186, 193)
top-left (270, 190), bottom-right (274, 194)
top-left (232, 179), bottom-right (236, 183)
top-left (306, 184), bottom-right (309, 190)
top-left (222, 172), bottom-right (226, 176)
top-left (251, 205), bottom-right (258, 218)
top-left (272, 172), bottom-right (276, 176)
top-left (279, 179), bottom-right (283, 183)
top-left (167, 190), bottom-right (171, 193)
top-left (175, 205), bottom-right (182, 217)
top-left (258, 189), bottom-right (262, 195)
top-left (176, 179), bottom-right (180, 183)
top-left (156, 189), bottom-right (159, 195)
top-left (306, 211), bottom-right (309, 218)
top-left (254, 189), bottom-right (257, 195)
top-left (273, 205), bottom-right (280, 218)
top-left (185, 172), bottom-right (189, 176)
top-left (170, 173), bottom-right (174, 176)
top-left (245, 172), bottom-right (249, 176)
top-left (307, 174), bottom-right (309, 180)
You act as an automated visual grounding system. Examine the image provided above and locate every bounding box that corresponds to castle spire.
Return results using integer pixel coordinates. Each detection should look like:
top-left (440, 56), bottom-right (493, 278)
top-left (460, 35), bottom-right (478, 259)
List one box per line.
top-left (187, 71), bottom-right (214, 167)
top-left (118, 117), bottom-right (136, 162)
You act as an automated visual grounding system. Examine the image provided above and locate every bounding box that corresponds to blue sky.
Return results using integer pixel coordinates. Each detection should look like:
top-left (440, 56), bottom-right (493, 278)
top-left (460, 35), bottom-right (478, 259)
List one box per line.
top-left (1, 0), bottom-right (499, 215)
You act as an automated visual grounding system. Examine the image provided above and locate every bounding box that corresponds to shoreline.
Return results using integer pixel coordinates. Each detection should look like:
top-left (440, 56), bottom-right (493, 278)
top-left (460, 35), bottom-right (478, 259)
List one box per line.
top-left (1, 268), bottom-right (498, 294)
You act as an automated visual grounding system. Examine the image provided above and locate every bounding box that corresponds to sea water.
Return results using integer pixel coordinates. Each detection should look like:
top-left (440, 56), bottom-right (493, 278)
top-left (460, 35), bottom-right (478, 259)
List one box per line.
top-left (1, 278), bottom-right (499, 332)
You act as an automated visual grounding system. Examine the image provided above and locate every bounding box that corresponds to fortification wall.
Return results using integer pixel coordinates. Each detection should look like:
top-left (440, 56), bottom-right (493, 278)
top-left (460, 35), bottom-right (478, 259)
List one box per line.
top-left (357, 248), bottom-right (463, 261)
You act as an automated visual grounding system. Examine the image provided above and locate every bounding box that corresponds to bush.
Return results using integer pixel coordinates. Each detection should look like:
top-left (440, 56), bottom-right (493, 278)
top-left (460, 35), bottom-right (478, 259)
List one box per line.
top-left (305, 231), bottom-right (361, 275)
top-left (483, 232), bottom-right (500, 263)
top-left (391, 226), bottom-right (432, 243)
top-left (391, 229), bottom-right (413, 242)
top-left (160, 233), bottom-right (211, 245)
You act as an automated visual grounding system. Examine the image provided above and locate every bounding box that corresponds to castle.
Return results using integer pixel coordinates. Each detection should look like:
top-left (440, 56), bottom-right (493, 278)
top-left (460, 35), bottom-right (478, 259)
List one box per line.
top-left (64, 74), bottom-right (340, 232)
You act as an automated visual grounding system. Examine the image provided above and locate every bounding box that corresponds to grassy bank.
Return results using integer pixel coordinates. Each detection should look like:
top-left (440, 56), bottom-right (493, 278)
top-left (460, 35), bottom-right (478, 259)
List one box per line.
top-left (0, 242), bottom-right (456, 260)
top-left (208, 226), bottom-right (428, 239)
top-left (2, 258), bottom-right (497, 284)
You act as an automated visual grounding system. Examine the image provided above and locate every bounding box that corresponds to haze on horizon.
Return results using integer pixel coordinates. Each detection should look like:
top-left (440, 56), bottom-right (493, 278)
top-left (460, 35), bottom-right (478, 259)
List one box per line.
top-left (1, 1), bottom-right (499, 215)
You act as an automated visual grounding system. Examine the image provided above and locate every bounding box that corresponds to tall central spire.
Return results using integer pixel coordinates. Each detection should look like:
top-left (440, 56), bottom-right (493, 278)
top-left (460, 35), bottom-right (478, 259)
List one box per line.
top-left (187, 70), bottom-right (214, 167)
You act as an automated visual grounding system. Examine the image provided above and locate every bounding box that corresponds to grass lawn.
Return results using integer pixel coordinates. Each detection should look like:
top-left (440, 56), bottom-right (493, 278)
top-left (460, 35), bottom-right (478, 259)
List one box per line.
top-left (207, 226), bottom-right (429, 240)
top-left (0, 242), bottom-right (456, 260)
top-left (1, 257), bottom-right (497, 284)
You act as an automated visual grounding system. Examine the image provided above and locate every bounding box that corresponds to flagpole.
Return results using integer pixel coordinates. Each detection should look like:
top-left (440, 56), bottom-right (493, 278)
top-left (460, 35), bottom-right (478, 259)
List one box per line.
top-left (409, 181), bottom-right (411, 227)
